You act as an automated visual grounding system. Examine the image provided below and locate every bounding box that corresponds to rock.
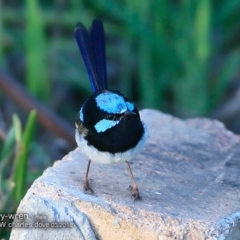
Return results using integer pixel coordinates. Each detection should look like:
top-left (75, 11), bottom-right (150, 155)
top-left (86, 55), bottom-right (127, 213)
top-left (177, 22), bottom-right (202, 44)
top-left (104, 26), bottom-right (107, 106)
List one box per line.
top-left (10, 109), bottom-right (240, 240)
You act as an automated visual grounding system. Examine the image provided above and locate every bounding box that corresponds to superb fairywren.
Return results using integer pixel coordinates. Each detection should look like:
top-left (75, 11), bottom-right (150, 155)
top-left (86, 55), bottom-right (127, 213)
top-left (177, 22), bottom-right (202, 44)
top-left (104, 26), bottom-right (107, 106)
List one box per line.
top-left (74, 19), bottom-right (147, 200)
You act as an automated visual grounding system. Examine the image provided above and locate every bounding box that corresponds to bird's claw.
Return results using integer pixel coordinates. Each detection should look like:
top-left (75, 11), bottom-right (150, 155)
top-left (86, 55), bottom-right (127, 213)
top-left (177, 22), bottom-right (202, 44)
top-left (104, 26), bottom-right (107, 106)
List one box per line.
top-left (83, 181), bottom-right (94, 195)
top-left (128, 185), bottom-right (142, 200)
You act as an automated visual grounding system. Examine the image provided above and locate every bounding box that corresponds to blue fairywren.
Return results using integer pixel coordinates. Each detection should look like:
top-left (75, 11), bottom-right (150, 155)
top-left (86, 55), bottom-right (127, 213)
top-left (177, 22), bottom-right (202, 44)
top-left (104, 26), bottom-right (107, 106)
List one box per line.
top-left (74, 19), bottom-right (147, 200)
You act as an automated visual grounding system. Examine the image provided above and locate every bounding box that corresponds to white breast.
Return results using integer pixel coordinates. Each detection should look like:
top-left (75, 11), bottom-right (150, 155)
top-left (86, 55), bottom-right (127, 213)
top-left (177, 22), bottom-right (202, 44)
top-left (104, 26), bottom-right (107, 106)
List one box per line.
top-left (75, 123), bottom-right (147, 164)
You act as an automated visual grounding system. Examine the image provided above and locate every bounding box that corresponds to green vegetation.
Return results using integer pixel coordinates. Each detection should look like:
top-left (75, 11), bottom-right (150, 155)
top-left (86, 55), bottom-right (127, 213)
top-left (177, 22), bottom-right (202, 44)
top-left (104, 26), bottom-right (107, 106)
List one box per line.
top-left (25, 0), bottom-right (50, 102)
top-left (0, 110), bottom-right (38, 238)
top-left (0, 1), bottom-right (239, 117)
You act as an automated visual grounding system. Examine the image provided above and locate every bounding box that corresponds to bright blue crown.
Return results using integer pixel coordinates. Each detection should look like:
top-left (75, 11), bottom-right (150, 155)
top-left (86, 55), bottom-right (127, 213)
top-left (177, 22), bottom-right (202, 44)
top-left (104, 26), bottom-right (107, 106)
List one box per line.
top-left (96, 92), bottom-right (134, 114)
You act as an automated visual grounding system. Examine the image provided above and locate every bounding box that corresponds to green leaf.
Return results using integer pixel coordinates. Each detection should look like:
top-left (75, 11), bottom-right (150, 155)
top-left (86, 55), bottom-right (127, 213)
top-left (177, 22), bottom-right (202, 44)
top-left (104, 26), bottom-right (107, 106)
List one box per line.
top-left (194, 0), bottom-right (211, 62)
top-left (12, 110), bottom-right (37, 201)
top-left (12, 114), bottom-right (22, 142)
top-left (25, 0), bottom-right (50, 102)
top-left (0, 126), bottom-right (15, 161)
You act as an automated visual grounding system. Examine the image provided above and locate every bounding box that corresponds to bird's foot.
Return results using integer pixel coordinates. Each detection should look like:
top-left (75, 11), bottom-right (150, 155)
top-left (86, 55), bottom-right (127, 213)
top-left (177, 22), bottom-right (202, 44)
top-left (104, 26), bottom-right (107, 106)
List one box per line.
top-left (83, 181), bottom-right (94, 195)
top-left (128, 185), bottom-right (142, 200)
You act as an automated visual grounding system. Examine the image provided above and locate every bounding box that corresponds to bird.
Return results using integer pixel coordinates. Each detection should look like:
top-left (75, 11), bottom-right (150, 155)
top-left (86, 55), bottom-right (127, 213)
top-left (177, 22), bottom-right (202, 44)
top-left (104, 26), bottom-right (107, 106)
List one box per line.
top-left (74, 19), bottom-right (147, 200)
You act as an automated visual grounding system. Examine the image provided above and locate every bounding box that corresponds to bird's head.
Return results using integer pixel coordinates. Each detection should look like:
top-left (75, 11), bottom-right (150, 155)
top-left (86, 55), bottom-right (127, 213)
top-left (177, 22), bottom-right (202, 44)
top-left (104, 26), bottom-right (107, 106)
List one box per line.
top-left (79, 90), bottom-right (140, 133)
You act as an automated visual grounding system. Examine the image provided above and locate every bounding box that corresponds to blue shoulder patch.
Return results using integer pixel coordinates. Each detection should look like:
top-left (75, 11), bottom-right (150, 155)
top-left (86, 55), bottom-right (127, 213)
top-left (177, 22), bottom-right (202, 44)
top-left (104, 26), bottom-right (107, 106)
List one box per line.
top-left (96, 92), bottom-right (127, 114)
top-left (80, 107), bottom-right (84, 122)
top-left (94, 119), bottom-right (120, 133)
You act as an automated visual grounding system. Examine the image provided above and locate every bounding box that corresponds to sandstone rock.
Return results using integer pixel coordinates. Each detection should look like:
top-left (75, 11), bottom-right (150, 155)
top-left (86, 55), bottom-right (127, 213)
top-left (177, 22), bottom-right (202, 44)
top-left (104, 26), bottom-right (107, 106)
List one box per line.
top-left (10, 110), bottom-right (240, 240)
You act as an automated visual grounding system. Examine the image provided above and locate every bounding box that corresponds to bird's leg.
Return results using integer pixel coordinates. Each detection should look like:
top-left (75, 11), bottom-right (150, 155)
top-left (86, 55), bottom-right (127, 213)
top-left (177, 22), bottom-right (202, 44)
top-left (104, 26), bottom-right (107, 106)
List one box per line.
top-left (83, 160), bottom-right (94, 194)
top-left (126, 161), bottom-right (141, 200)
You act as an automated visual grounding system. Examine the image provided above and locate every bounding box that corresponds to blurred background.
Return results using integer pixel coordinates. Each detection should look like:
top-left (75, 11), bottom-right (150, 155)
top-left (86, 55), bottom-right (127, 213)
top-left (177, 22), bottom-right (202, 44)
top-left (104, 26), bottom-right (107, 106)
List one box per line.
top-left (1, 0), bottom-right (240, 238)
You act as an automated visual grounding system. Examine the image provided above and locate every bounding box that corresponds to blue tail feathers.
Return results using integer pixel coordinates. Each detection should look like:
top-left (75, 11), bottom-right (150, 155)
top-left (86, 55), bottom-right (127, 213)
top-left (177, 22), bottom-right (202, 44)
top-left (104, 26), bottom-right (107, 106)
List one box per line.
top-left (75, 19), bottom-right (108, 92)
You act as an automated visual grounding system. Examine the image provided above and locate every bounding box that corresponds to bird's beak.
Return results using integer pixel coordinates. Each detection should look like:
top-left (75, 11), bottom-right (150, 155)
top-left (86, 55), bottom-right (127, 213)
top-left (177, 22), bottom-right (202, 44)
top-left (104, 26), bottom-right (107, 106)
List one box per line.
top-left (124, 111), bottom-right (136, 116)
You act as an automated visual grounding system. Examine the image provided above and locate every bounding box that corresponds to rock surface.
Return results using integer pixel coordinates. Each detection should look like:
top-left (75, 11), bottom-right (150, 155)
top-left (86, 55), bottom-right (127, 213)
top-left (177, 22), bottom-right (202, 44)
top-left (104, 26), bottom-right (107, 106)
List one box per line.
top-left (10, 109), bottom-right (240, 240)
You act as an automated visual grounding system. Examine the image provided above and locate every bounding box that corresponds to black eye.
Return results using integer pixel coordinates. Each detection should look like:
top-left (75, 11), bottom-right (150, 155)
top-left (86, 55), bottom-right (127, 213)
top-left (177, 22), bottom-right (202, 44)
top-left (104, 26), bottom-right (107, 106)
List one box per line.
top-left (106, 114), bottom-right (120, 121)
top-left (106, 115), bottom-right (114, 120)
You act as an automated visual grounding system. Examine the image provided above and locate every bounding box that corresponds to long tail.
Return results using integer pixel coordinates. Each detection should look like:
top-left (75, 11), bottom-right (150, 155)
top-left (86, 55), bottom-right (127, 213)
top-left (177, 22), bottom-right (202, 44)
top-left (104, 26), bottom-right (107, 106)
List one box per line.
top-left (75, 19), bottom-right (108, 92)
